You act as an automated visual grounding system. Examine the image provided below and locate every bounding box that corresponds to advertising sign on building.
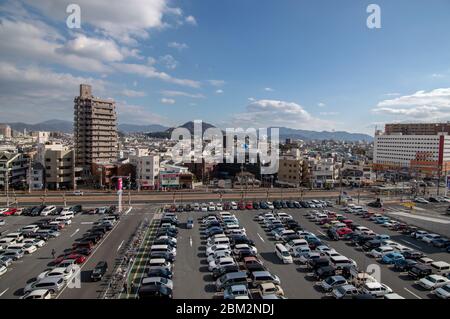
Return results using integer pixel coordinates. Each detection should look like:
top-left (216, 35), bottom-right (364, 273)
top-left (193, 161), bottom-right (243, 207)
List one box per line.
top-left (160, 170), bottom-right (180, 187)
top-left (117, 177), bottom-right (123, 191)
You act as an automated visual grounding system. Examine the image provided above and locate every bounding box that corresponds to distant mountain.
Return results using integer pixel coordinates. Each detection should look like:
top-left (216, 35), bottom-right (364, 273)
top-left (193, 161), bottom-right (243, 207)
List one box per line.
top-left (6, 119), bottom-right (73, 133)
top-left (118, 123), bottom-right (168, 133)
top-left (147, 121), bottom-right (218, 138)
top-left (274, 127), bottom-right (373, 142)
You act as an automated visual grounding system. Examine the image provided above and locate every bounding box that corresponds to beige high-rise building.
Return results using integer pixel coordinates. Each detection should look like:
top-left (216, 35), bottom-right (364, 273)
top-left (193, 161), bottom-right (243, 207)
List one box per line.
top-left (0, 124), bottom-right (12, 139)
top-left (44, 147), bottom-right (74, 190)
top-left (74, 84), bottom-right (118, 172)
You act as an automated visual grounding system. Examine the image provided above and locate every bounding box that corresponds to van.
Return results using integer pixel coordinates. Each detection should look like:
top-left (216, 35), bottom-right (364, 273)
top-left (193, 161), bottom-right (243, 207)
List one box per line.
top-left (0, 238), bottom-right (17, 248)
top-left (208, 237), bottom-right (230, 248)
top-left (249, 271), bottom-right (280, 288)
top-left (431, 261), bottom-right (450, 276)
top-left (215, 271), bottom-right (248, 291)
top-left (275, 244), bottom-right (292, 264)
top-left (330, 256), bottom-right (354, 270)
top-left (150, 244), bottom-right (176, 256)
top-left (4, 233), bottom-right (24, 242)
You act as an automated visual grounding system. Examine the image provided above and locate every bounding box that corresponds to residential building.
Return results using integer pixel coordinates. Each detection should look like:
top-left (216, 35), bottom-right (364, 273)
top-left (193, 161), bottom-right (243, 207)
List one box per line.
top-left (277, 151), bottom-right (303, 187)
top-left (0, 124), bottom-right (12, 139)
top-left (43, 147), bottom-right (74, 190)
top-left (311, 157), bottom-right (340, 188)
top-left (129, 154), bottom-right (160, 190)
top-left (30, 162), bottom-right (45, 190)
top-left (74, 84), bottom-right (118, 173)
top-left (0, 151), bottom-right (29, 190)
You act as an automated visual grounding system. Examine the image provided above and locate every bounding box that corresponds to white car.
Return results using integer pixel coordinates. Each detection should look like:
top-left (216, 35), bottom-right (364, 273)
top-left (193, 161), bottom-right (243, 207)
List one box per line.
top-left (267, 202), bottom-right (274, 209)
top-left (201, 203), bottom-right (208, 212)
top-left (208, 202), bottom-right (216, 211)
top-left (37, 266), bottom-right (76, 282)
top-left (21, 225), bottom-right (39, 234)
top-left (369, 246), bottom-right (394, 258)
top-left (422, 234), bottom-right (441, 244)
top-left (316, 245), bottom-right (333, 254)
top-left (0, 265), bottom-right (7, 276)
top-left (193, 203), bottom-right (200, 211)
top-left (230, 202), bottom-right (238, 210)
top-left (22, 239), bottom-right (45, 248)
top-left (414, 197), bottom-right (429, 204)
top-left (20, 289), bottom-right (52, 299)
top-left (434, 283), bottom-right (450, 299)
top-left (73, 190), bottom-right (84, 196)
top-left (208, 257), bottom-right (236, 272)
top-left (207, 250), bottom-right (232, 264)
top-left (233, 243), bottom-right (257, 255)
top-left (0, 208), bottom-right (9, 215)
top-left (216, 203), bottom-right (223, 211)
top-left (22, 244), bottom-right (38, 254)
top-left (41, 206), bottom-right (57, 216)
top-left (0, 219), bottom-right (5, 226)
top-left (206, 244), bottom-right (230, 257)
top-left (285, 239), bottom-right (309, 252)
top-left (361, 282), bottom-right (393, 297)
top-left (291, 246), bottom-right (311, 257)
top-left (419, 275), bottom-right (450, 290)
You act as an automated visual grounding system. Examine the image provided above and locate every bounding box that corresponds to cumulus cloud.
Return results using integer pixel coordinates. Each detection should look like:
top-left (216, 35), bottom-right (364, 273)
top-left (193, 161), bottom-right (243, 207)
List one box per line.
top-left (168, 41), bottom-right (188, 50)
top-left (161, 98), bottom-right (175, 104)
top-left (373, 88), bottom-right (450, 120)
top-left (264, 87), bottom-right (274, 92)
top-left (231, 99), bottom-right (335, 130)
top-left (159, 54), bottom-right (178, 70)
top-left (185, 15), bottom-right (197, 26)
top-left (215, 89), bottom-right (224, 94)
top-left (0, 62), bottom-right (107, 122)
top-left (25, 0), bottom-right (176, 44)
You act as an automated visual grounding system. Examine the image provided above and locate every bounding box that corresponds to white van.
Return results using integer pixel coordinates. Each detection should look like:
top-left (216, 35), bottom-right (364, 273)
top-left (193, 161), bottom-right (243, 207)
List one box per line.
top-left (275, 243), bottom-right (292, 264)
top-left (0, 237), bottom-right (16, 249)
top-left (330, 256), bottom-right (355, 269)
top-left (60, 211), bottom-right (75, 219)
top-left (4, 232), bottom-right (24, 242)
top-left (41, 206), bottom-right (57, 216)
top-left (431, 261), bottom-right (450, 276)
top-left (207, 237), bottom-right (230, 248)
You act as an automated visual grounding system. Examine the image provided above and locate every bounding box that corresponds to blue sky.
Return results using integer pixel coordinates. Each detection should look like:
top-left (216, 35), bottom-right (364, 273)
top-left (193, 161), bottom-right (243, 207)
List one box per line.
top-left (1, 0), bottom-right (450, 134)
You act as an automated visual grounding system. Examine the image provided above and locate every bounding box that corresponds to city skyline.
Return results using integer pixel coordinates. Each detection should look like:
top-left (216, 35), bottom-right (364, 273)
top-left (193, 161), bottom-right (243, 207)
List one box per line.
top-left (1, 1), bottom-right (450, 135)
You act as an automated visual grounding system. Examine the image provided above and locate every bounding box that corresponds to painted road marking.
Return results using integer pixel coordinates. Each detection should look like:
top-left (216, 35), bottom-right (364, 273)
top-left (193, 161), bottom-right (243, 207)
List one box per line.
top-left (390, 212), bottom-right (450, 224)
top-left (317, 230), bottom-right (326, 236)
top-left (55, 220), bottom-right (122, 299)
top-left (401, 239), bottom-right (421, 249)
top-left (404, 288), bottom-right (422, 299)
top-left (70, 228), bottom-right (80, 238)
top-left (0, 288), bottom-right (9, 297)
top-left (117, 240), bottom-right (124, 252)
top-left (125, 207), bottom-right (133, 215)
top-left (189, 236), bottom-right (193, 247)
top-left (257, 233), bottom-right (265, 243)
top-left (81, 222), bottom-right (94, 225)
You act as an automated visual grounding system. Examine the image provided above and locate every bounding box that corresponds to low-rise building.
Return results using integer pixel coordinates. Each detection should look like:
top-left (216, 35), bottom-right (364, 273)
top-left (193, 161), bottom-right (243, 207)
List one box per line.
top-left (0, 151), bottom-right (29, 190)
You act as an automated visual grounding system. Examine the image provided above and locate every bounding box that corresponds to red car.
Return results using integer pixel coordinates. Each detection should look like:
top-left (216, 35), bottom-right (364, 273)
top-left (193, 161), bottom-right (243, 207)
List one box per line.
top-left (326, 211), bottom-right (337, 218)
top-left (342, 219), bottom-right (353, 227)
top-left (245, 202), bottom-right (253, 210)
top-left (238, 201), bottom-right (246, 210)
top-left (3, 208), bottom-right (17, 216)
top-left (64, 253), bottom-right (87, 264)
top-left (336, 227), bottom-right (353, 238)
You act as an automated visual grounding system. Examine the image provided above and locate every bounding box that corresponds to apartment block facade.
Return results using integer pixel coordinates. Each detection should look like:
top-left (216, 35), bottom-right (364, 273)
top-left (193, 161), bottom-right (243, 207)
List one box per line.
top-left (43, 147), bottom-right (74, 190)
top-left (129, 154), bottom-right (160, 189)
top-left (74, 84), bottom-right (118, 173)
top-left (0, 151), bottom-right (29, 189)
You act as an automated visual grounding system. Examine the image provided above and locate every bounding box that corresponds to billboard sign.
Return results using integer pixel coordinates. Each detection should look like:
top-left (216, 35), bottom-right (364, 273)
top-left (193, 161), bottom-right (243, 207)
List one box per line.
top-left (160, 171), bottom-right (180, 187)
top-left (117, 177), bottom-right (123, 191)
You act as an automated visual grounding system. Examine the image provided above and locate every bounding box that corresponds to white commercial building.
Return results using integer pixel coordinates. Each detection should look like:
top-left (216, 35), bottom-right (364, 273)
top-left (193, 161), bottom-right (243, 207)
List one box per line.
top-left (129, 154), bottom-right (160, 189)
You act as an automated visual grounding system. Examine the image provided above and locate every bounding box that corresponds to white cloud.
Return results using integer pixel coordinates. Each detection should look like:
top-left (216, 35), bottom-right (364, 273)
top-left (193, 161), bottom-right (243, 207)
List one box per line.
top-left (25, 0), bottom-right (176, 44)
top-left (168, 41), bottom-right (188, 50)
top-left (112, 62), bottom-right (200, 88)
top-left (318, 102), bottom-right (326, 107)
top-left (185, 15), bottom-right (197, 26)
top-left (117, 101), bottom-right (170, 125)
top-left (431, 73), bottom-right (445, 78)
top-left (373, 88), bottom-right (450, 120)
top-left (159, 54), bottom-right (178, 70)
top-left (120, 89), bottom-right (146, 97)
top-left (264, 87), bottom-right (274, 92)
top-left (215, 89), bottom-right (224, 94)
top-left (384, 93), bottom-right (401, 97)
top-left (161, 90), bottom-right (204, 98)
top-left (0, 62), bottom-right (107, 122)
top-left (319, 111), bottom-right (339, 116)
top-left (231, 99), bottom-right (335, 130)
top-left (161, 98), bottom-right (175, 104)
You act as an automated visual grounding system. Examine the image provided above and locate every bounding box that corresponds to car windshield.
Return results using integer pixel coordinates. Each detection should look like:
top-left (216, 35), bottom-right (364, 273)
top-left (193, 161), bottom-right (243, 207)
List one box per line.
top-left (426, 276), bottom-right (437, 283)
top-left (442, 285), bottom-right (450, 293)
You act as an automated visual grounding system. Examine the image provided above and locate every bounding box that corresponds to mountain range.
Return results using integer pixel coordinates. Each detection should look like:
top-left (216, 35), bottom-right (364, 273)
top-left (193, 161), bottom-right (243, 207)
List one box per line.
top-left (3, 119), bottom-right (373, 142)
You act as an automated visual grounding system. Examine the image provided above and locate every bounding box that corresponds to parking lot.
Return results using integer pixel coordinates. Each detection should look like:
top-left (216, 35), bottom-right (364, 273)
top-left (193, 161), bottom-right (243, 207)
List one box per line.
top-left (1, 200), bottom-right (450, 299)
top-left (0, 205), bottom-right (156, 299)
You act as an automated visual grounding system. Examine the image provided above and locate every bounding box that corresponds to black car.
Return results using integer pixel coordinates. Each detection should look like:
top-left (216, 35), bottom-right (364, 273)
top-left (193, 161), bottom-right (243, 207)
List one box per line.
top-left (176, 205), bottom-right (184, 212)
top-left (71, 205), bottom-right (82, 214)
top-left (252, 202), bottom-right (260, 210)
top-left (91, 261), bottom-right (108, 281)
top-left (282, 234), bottom-right (301, 243)
top-left (393, 259), bottom-right (417, 272)
top-left (73, 247), bottom-right (93, 256)
top-left (230, 235), bottom-right (254, 247)
top-left (147, 267), bottom-right (173, 279)
top-left (185, 204), bottom-right (193, 211)
top-left (351, 234), bottom-right (374, 247)
top-left (245, 263), bottom-right (266, 274)
top-left (402, 250), bottom-right (424, 260)
top-left (213, 264), bottom-right (240, 279)
top-left (281, 201), bottom-right (288, 208)
top-left (259, 202), bottom-right (269, 209)
top-left (408, 264), bottom-right (432, 279)
top-left (150, 251), bottom-right (175, 262)
top-left (156, 229), bottom-right (178, 238)
top-left (315, 265), bottom-right (336, 280)
top-left (138, 285), bottom-right (173, 299)
top-left (160, 218), bottom-right (178, 226)
top-left (31, 205), bottom-right (45, 216)
top-left (308, 257), bottom-right (330, 271)
top-left (293, 201), bottom-right (302, 208)
top-left (362, 240), bottom-right (382, 251)
top-left (205, 227), bottom-right (223, 237)
top-left (432, 238), bottom-right (450, 248)
top-left (274, 201), bottom-right (282, 209)
top-left (367, 201), bottom-right (382, 208)
top-left (236, 250), bottom-right (257, 262)
top-left (287, 201), bottom-right (295, 209)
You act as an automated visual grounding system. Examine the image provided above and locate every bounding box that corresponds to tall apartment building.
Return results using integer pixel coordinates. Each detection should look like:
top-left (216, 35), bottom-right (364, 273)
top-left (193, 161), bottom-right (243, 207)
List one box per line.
top-left (374, 123), bottom-right (450, 176)
top-left (0, 124), bottom-right (12, 139)
top-left (74, 84), bottom-right (118, 173)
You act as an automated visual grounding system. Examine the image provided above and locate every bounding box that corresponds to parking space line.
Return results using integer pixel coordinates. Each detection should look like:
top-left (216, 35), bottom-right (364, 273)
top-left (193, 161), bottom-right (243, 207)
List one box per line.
top-left (404, 288), bottom-right (422, 299)
top-left (0, 288), bottom-right (9, 297)
top-left (70, 228), bottom-right (80, 238)
top-left (55, 220), bottom-right (122, 299)
top-left (257, 232), bottom-right (265, 243)
top-left (189, 236), bottom-right (192, 247)
top-left (400, 239), bottom-right (421, 249)
top-left (117, 240), bottom-right (124, 252)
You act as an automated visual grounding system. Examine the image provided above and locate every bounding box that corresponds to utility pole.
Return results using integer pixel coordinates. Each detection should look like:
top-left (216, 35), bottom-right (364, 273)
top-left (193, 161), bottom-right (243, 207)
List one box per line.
top-left (28, 157), bottom-right (32, 194)
top-left (5, 169), bottom-right (10, 207)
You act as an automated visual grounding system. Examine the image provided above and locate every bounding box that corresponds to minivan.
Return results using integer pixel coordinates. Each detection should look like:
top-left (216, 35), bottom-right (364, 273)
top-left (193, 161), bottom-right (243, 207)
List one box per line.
top-left (215, 271), bottom-right (248, 291)
top-left (275, 244), bottom-right (292, 264)
top-left (431, 261), bottom-right (450, 276)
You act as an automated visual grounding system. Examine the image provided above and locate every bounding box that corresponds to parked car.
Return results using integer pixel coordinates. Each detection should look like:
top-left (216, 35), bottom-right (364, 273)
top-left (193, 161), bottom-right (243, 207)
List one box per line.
top-left (91, 261), bottom-right (108, 281)
top-left (419, 275), bottom-right (450, 290)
